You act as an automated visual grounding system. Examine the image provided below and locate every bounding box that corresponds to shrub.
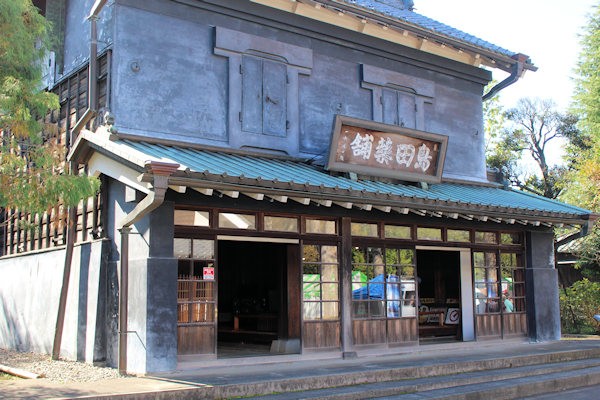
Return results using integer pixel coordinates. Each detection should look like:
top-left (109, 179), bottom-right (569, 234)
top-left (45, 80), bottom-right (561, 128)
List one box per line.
top-left (560, 279), bottom-right (600, 334)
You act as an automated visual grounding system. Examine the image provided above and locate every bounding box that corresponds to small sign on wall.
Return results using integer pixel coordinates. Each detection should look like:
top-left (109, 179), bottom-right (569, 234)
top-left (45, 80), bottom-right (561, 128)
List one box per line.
top-left (203, 266), bottom-right (215, 281)
top-left (326, 115), bottom-right (448, 183)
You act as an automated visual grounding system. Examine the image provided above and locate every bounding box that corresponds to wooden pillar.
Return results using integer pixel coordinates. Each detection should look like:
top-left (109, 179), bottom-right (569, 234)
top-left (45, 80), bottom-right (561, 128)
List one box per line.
top-left (340, 217), bottom-right (356, 358)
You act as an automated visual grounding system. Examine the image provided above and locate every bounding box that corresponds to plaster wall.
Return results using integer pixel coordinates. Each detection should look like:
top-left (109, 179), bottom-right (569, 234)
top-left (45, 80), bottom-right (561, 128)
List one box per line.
top-left (0, 240), bottom-right (109, 363)
top-left (105, 0), bottom-right (489, 182)
top-left (62, 0), bottom-right (113, 77)
top-left (107, 179), bottom-right (178, 373)
top-left (526, 231), bottom-right (561, 341)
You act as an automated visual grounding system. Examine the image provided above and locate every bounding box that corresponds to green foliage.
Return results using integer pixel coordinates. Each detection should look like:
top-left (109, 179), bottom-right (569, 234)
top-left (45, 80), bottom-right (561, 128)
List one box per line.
top-left (560, 4), bottom-right (600, 281)
top-left (560, 279), bottom-right (600, 334)
top-left (0, 0), bottom-right (99, 214)
top-left (572, 4), bottom-right (600, 139)
top-left (573, 225), bottom-right (600, 282)
top-left (564, 4), bottom-right (600, 212)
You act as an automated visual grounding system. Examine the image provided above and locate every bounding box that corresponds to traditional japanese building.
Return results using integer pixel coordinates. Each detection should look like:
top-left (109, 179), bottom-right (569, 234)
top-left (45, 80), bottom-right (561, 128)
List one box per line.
top-left (0, 0), bottom-right (596, 374)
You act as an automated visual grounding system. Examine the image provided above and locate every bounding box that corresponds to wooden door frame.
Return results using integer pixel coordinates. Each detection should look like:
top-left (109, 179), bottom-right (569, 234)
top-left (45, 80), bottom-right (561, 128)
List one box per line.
top-left (416, 246), bottom-right (474, 341)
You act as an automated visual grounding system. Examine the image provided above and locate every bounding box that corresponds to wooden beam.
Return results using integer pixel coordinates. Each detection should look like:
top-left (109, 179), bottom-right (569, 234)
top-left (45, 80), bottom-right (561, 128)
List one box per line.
top-left (220, 190), bottom-right (239, 199)
top-left (290, 197), bottom-right (311, 205)
top-left (410, 209), bottom-right (427, 217)
top-left (268, 195), bottom-right (288, 203)
top-left (374, 205), bottom-right (392, 213)
top-left (334, 201), bottom-right (353, 209)
top-left (314, 199), bottom-right (332, 207)
top-left (168, 185), bottom-right (186, 193)
top-left (245, 192), bottom-right (265, 201)
top-left (192, 187), bottom-right (213, 196)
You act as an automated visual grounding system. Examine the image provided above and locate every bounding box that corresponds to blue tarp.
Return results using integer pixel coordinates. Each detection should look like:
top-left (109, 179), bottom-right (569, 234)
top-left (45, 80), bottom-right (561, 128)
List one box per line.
top-left (352, 274), bottom-right (400, 300)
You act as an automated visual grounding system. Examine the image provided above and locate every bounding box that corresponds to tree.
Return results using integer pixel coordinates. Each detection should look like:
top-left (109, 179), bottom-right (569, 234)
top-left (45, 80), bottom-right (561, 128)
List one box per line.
top-left (0, 0), bottom-right (99, 220)
top-left (486, 97), bottom-right (576, 199)
top-left (564, 4), bottom-right (600, 212)
top-left (561, 3), bottom-right (600, 280)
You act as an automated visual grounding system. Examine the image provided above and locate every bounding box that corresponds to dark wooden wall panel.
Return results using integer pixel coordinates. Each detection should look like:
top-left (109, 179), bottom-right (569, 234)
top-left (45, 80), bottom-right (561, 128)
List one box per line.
top-left (476, 315), bottom-right (501, 338)
top-left (388, 318), bottom-right (418, 343)
top-left (178, 325), bottom-right (215, 355)
top-left (503, 313), bottom-right (527, 337)
top-left (353, 320), bottom-right (386, 345)
top-left (302, 321), bottom-right (340, 349)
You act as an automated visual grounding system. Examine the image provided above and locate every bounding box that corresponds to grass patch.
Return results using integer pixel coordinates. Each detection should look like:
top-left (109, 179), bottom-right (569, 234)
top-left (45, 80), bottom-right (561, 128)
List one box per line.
top-left (0, 371), bottom-right (20, 380)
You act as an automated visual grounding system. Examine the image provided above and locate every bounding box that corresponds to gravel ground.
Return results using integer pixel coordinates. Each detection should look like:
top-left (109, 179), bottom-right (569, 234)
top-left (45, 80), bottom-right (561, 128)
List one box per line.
top-left (0, 348), bottom-right (126, 383)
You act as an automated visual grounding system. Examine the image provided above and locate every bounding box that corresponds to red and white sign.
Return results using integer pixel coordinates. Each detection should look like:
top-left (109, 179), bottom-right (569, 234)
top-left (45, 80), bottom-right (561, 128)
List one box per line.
top-left (203, 266), bottom-right (215, 281)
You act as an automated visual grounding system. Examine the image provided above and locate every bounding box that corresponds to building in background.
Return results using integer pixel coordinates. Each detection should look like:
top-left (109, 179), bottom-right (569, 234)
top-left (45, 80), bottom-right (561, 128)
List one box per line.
top-left (0, 0), bottom-right (596, 374)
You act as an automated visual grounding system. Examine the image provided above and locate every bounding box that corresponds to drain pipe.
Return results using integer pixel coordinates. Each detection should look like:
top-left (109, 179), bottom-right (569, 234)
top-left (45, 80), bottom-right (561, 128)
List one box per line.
top-left (52, 0), bottom-right (107, 361)
top-left (483, 53), bottom-right (530, 102)
top-left (117, 161), bottom-right (179, 375)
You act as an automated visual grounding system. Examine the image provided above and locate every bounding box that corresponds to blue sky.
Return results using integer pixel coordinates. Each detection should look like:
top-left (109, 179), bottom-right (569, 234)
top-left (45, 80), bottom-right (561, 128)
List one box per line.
top-left (416, 0), bottom-right (597, 111)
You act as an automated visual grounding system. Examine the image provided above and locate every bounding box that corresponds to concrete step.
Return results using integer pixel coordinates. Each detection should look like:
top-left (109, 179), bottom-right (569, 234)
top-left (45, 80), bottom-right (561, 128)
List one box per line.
top-left (94, 345), bottom-right (600, 399)
top-left (375, 364), bottom-right (600, 399)
top-left (247, 358), bottom-right (600, 399)
top-left (189, 347), bottom-right (600, 399)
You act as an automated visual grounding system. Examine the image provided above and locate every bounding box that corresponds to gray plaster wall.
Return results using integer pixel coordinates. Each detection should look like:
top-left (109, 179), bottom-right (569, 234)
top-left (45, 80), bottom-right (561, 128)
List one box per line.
top-left (61, 0), bottom-right (113, 77)
top-left (106, 179), bottom-right (178, 373)
top-left (526, 231), bottom-right (561, 341)
top-left (103, 0), bottom-right (489, 182)
top-left (0, 240), bottom-right (109, 363)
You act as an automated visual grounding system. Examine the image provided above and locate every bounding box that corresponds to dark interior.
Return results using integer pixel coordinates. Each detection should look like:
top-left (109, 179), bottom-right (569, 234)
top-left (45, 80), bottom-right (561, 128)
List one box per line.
top-left (417, 250), bottom-right (461, 340)
top-left (217, 241), bottom-right (287, 352)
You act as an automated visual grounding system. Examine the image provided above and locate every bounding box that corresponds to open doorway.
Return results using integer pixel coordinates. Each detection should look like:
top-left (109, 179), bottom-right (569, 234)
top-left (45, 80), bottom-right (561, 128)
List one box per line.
top-left (417, 250), bottom-right (462, 342)
top-left (217, 240), bottom-right (292, 358)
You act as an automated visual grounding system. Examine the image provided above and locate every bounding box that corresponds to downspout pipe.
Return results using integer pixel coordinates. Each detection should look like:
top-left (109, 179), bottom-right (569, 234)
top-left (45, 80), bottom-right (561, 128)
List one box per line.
top-left (117, 161), bottom-right (179, 375)
top-left (483, 53), bottom-right (530, 102)
top-left (52, 0), bottom-right (107, 361)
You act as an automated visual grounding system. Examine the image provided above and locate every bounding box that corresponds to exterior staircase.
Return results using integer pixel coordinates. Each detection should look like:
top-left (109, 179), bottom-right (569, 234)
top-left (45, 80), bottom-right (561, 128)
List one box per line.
top-left (113, 340), bottom-right (600, 400)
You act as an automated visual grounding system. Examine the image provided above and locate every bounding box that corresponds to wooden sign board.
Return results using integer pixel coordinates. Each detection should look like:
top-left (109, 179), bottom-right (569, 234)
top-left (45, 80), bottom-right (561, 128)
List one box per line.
top-left (326, 116), bottom-right (448, 183)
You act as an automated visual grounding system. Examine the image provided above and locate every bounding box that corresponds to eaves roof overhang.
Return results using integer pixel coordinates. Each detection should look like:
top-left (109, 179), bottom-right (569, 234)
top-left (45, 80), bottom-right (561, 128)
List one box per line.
top-left (69, 129), bottom-right (596, 230)
top-left (249, 0), bottom-right (536, 74)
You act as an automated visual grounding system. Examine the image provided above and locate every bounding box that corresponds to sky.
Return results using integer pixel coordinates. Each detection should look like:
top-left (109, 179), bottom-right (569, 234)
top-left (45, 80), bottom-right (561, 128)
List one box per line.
top-left (416, 0), bottom-right (597, 111)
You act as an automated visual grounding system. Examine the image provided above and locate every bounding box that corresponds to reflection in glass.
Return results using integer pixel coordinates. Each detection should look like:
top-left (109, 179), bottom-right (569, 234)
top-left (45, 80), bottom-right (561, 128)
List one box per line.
top-left (501, 232), bottom-right (521, 245)
top-left (448, 229), bottom-right (470, 242)
top-left (322, 302), bottom-right (339, 320)
top-left (264, 216), bottom-right (298, 232)
top-left (174, 210), bottom-right (210, 227)
top-left (193, 240), bottom-right (214, 259)
top-left (351, 222), bottom-right (378, 237)
top-left (417, 227), bottom-right (442, 241)
top-left (305, 219), bottom-right (336, 234)
top-left (218, 213), bottom-right (256, 229)
top-left (475, 231), bottom-right (498, 244)
top-left (385, 225), bottom-right (411, 239)
top-left (174, 238), bottom-right (191, 258)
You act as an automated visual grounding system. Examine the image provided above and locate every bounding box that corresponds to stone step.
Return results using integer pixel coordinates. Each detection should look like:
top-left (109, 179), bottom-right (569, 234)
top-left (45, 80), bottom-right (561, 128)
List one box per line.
top-left (95, 346), bottom-right (600, 399)
top-left (246, 358), bottom-right (600, 399)
top-left (375, 364), bottom-right (600, 400)
top-left (194, 347), bottom-right (600, 399)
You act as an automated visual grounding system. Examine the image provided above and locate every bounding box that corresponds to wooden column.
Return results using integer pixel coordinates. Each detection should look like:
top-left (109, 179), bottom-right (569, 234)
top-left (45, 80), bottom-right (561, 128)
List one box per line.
top-left (340, 217), bottom-right (356, 358)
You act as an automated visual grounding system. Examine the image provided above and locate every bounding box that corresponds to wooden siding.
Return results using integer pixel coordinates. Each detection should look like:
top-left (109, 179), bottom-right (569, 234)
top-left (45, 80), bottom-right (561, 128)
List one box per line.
top-left (352, 319), bottom-right (387, 345)
top-left (387, 318), bottom-right (418, 343)
top-left (503, 313), bottom-right (527, 337)
top-left (302, 321), bottom-right (340, 349)
top-left (476, 314), bottom-right (502, 338)
top-left (1, 53), bottom-right (109, 256)
top-left (178, 325), bottom-right (215, 355)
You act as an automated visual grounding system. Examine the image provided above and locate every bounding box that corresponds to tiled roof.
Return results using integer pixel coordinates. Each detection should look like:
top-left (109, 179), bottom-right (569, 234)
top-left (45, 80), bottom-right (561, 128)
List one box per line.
top-left (338, 0), bottom-right (515, 57)
top-left (117, 139), bottom-right (590, 222)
